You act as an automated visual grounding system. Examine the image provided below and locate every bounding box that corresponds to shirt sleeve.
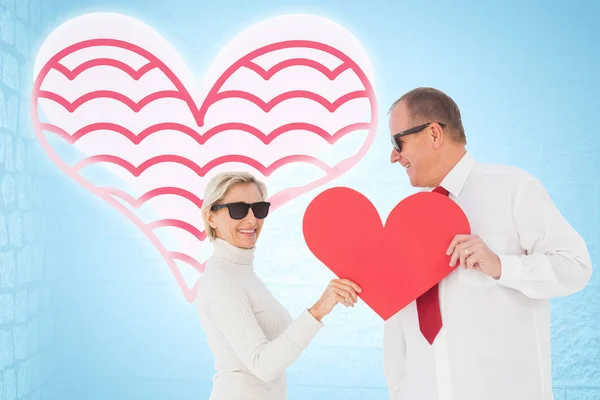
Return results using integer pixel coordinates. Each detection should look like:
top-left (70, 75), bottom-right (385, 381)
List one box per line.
top-left (203, 275), bottom-right (323, 382)
top-left (384, 312), bottom-right (407, 399)
top-left (495, 177), bottom-right (593, 298)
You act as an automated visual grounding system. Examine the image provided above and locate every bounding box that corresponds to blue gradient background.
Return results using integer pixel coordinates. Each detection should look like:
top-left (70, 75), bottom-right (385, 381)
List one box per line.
top-left (1, 0), bottom-right (598, 399)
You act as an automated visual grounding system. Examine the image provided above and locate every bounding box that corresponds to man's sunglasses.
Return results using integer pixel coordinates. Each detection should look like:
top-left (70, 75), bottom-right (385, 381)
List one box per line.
top-left (210, 201), bottom-right (271, 220)
top-left (391, 122), bottom-right (446, 153)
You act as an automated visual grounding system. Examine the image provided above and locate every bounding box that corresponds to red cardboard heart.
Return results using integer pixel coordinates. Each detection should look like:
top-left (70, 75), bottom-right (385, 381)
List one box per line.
top-left (302, 187), bottom-right (471, 320)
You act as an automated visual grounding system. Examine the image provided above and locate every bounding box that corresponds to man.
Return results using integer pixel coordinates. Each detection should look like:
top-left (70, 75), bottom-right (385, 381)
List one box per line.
top-left (384, 87), bottom-right (592, 400)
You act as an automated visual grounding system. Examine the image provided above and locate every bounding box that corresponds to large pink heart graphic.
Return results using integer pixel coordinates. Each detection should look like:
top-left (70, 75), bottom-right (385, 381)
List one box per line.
top-left (31, 12), bottom-right (378, 302)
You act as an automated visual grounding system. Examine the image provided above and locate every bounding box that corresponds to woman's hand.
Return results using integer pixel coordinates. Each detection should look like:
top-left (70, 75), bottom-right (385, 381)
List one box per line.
top-left (308, 279), bottom-right (362, 321)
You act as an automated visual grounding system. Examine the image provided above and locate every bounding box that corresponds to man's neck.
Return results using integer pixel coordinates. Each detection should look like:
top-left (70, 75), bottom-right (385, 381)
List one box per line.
top-left (432, 146), bottom-right (467, 187)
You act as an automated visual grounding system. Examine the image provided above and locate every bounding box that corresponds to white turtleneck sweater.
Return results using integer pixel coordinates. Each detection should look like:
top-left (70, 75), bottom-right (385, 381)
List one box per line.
top-left (195, 239), bottom-right (324, 400)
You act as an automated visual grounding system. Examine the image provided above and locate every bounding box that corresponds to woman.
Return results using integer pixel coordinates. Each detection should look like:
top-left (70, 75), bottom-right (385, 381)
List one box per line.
top-left (196, 171), bottom-right (361, 399)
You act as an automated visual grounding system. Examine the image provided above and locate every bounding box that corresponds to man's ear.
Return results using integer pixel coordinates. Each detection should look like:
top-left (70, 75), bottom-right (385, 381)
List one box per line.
top-left (430, 123), bottom-right (444, 149)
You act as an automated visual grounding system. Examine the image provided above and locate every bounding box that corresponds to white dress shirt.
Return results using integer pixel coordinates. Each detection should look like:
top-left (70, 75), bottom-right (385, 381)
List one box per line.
top-left (384, 151), bottom-right (592, 400)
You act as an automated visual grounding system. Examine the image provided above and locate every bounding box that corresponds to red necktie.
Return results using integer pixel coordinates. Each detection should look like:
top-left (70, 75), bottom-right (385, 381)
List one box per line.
top-left (416, 186), bottom-right (449, 344)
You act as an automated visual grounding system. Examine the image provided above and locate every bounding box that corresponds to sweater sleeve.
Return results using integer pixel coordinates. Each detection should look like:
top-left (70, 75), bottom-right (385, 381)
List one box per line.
top-left (203, 273), bottom-right (323, 382)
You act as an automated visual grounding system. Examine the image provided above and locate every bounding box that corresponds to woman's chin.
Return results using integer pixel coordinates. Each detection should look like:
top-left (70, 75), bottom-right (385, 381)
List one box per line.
top-left (235, 234), bottom-right (258, 249)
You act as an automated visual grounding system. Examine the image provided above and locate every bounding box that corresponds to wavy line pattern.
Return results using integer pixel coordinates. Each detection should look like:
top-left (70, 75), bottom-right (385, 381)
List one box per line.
top-left (244, 59), bottom-right (351, 80)
top-left (53, 59), bottom-right (158, 80)
top-left (210, 90), bottom-right (368, 113)
top-left (148, 219), bottom-right (206, 242)
top-left (38, 88), bottom-right (368, 114)
top-left (104, 187), bottom-right (204, 209)
top-left (37, 90), bottom-right (187, 113)
top-left (41, 122), bottom-right (371, 145)
top-left (73, 154), bottom-right (332, 177)
top-left (35, 38), bottom-right (374, 125)
top-left (169, 251), bottom-right (206, 273)
top-left (53, 57), bottom-right (349, 82)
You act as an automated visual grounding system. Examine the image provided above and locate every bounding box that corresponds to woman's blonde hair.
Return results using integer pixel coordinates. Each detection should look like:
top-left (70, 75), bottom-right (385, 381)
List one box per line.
top-left (201, 171), bottom-right (268, 240)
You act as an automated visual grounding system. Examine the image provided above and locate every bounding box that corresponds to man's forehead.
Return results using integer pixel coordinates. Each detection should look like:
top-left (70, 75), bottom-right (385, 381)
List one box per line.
top-left (389, 103), bottom-right (409, 129)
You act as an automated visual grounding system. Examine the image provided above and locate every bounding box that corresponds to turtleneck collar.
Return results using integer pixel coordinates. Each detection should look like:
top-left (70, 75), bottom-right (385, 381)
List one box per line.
top-left (211, 238), bottom-right (255, 266)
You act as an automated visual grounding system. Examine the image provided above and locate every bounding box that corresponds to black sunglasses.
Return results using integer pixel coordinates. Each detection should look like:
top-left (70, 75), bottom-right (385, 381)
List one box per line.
top-left (210, 201), bottom-right (271, 220)
top-left (391, 122), bottom-right (446, 153)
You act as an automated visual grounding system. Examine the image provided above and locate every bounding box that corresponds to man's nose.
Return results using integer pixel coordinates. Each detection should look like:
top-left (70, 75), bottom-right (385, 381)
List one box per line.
top-left (390, 148), bottom-right (401, 163)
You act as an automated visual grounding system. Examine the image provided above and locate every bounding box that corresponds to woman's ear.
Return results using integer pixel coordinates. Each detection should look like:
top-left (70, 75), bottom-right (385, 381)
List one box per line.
top-left (206, 211), bottom-right (218, 229)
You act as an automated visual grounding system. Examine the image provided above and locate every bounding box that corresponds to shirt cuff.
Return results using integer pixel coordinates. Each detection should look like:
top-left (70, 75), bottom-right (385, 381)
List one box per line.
top-left (286, 309), bottom-right (324, 349)
top-left (496, 254), bottom-right (523, 284)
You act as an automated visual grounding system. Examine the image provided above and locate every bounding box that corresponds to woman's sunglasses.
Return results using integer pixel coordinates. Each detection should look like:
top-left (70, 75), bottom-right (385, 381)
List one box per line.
top-left (210, 201), bottom-right (271, 220)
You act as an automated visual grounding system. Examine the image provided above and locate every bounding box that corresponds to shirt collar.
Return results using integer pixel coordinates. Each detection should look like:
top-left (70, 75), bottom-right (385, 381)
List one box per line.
top-left (437, 151), bottom-right (476, 198)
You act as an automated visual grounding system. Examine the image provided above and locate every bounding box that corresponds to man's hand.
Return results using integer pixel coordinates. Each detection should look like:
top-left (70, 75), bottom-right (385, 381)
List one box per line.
top-left (446, 234), bottom-right (502, 279)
